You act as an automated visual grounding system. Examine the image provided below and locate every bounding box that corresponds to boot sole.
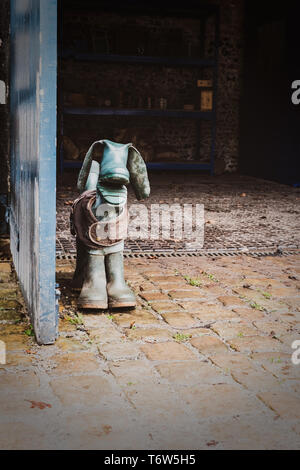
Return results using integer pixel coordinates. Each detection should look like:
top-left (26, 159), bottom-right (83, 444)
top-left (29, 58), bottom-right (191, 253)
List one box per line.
top-left (108, 300), bottom-right (136, 309)
top-left (78, 301), bottom-right (108, 309)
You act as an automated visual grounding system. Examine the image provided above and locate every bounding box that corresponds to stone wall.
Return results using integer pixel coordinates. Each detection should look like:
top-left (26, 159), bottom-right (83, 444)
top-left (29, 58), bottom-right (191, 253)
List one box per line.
top-left (0, 0), bottom-right (10, 193)
top-left (215, 0), bottom-right (244, 172)
top-left (61, 0), bottom-right (244, 172)
top-left (0, 0), bottom-right (244, 184)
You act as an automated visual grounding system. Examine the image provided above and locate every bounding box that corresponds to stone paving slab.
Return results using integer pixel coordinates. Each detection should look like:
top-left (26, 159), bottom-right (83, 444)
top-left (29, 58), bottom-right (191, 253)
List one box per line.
top-left (0, 254), bottom-right (300, 449)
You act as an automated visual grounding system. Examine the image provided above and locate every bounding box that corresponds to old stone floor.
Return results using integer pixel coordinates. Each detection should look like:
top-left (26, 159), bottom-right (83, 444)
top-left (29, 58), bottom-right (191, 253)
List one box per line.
top-left (0, 251), bottom-right (300, 449)
top-left (56, 173), bottom-right (300, 254)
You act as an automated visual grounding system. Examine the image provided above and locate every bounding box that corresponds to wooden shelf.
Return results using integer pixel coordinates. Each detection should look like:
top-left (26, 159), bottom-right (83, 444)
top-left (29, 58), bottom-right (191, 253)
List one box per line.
top-left (61, 51), bottom-right (216, 68)
top-left (62, 160), bottom-right (211, 171)
top-left (147, 162), bottom-right (211, 170)
top-left (63, 107), bottom-right (213, 119)
top-left (59, 3), bottom-right (219, 174)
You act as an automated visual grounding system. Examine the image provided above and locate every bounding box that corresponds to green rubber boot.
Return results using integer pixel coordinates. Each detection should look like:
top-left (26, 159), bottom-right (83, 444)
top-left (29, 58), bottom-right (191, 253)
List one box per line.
top-left (70, 238), bottom-right (86, 291)
top-left (78, 250), bottom-right (108, 309)
top-left (99, 140), bottom-right (130, 185)
top-left (106, 251), bottom-right (136, 309)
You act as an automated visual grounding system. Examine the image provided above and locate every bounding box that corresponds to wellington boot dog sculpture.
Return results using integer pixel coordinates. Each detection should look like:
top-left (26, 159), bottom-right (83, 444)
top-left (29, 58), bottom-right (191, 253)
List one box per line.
top-left (70, 139), bottom-right (150, 309)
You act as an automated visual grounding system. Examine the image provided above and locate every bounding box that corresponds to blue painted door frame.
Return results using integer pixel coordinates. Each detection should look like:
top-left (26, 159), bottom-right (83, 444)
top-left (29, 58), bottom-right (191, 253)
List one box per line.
top-left (10, 0), bottom-right (58, 344)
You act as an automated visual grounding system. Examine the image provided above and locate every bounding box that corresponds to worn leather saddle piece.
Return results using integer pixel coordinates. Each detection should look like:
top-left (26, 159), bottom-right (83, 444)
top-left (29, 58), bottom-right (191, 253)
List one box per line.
top-left (70, 190), bottom-right (128, 249)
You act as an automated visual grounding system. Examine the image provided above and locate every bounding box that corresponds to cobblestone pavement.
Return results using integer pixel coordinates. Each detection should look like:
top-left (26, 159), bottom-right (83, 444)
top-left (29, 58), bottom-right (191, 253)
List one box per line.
top-left (1, 252), bottom-right (300, 449)
top-left (56, 173), bottom-right (300, 254)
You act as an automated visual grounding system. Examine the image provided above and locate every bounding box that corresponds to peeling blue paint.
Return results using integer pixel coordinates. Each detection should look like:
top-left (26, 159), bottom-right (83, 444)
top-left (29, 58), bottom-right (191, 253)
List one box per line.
top-left (10, 0), bottom-right (58, 345)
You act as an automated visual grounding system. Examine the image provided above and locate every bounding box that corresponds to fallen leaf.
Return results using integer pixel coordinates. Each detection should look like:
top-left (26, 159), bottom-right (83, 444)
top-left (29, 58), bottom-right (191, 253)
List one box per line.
top-left (206, 440), bottom-right (219, 447)
top-left (25, 400), bottom-right (52, 410)
top-left (102, 425), bottom-right (112, 435)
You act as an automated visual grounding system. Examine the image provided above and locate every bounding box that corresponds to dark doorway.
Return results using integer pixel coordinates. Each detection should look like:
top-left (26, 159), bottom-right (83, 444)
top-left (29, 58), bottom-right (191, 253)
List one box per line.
top-left (239, 0), bottom-right (300, 185)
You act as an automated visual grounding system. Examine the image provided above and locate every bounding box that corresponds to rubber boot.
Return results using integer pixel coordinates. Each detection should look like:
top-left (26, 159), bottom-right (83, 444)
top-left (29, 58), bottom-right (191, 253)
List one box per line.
top-left (70, 238), bottom-right (86, 291)
top-left (106, 251), bottom-right (136, 308)
top-left (78, 250), bottom-right (108, 309)
top-left (99, 140), bottom-right (130, 185)
top-left (85, 160), bottom-right (100, 191)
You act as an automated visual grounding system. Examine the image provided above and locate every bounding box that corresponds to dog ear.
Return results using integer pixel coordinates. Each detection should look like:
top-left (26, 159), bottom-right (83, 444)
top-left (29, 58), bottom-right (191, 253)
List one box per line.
top-left (77, 141), bottom-right (103, 193)
top-left (127, 146), bottom-right (150, 200)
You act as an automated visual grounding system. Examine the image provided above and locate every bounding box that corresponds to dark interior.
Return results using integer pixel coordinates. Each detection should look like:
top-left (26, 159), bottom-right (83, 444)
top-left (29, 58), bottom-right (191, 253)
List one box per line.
top-left (240, 0), bottom-right (299, 184)
top-left (57, 0), bottom-right (299, 184)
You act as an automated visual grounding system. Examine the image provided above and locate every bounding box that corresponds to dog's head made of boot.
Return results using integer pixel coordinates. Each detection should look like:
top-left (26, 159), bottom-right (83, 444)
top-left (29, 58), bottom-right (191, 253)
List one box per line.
top-left (77, 139), bottom-right (150, 202)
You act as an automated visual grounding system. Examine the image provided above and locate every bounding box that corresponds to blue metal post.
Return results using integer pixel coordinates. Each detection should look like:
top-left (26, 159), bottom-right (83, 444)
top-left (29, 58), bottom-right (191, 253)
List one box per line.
top-left (10, 0), bottom-right (58, 345)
